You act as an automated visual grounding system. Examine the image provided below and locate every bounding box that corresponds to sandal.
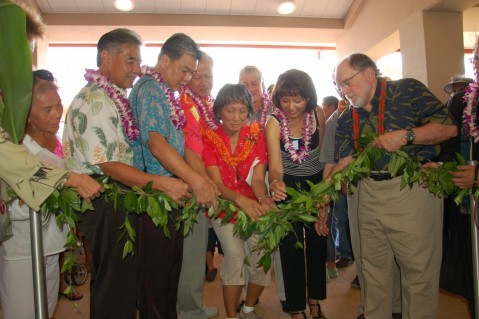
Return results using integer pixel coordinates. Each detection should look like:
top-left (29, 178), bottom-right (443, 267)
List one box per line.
top-left (289, 311), bottom-right (307, 319)
top-left (309, 303), bottom-right (326, 319)
top-left (59, 289), bottom-right (83, 301)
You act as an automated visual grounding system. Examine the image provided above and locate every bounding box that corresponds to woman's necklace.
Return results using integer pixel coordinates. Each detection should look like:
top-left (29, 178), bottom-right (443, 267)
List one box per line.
top-left (84, 69), bottom-right (139, 140)
top-left (463, 82), bottom-right (479, 143)
top-left (140, 66), bottom-right (186, 130)
top-left (352, 79), bottom-right (386, 150)
top-left (258, 93), bottom-right (272, 128)
top-left (183, 87), bottom-right (218, 130)
top-left (273, 108), bottom-right (313, 164)
top-left (203, 123), bottom-right (260, 168)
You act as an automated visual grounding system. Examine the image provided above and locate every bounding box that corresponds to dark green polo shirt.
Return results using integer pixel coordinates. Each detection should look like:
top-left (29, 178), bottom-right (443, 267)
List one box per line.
top-left (335, 78), bottom-right (454, 170)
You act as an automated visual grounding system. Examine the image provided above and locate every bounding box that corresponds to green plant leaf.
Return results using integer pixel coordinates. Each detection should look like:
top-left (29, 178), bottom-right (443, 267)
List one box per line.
top-left (0, 1), bottom-right (33, 143)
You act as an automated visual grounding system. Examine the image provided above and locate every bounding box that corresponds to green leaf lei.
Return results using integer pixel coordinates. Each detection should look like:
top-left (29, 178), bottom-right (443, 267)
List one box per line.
top-left (18, 134), bottom-right (479, 283)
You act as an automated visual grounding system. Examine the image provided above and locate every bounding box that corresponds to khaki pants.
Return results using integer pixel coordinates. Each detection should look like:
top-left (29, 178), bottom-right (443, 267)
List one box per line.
top-left (357, 177), bottom-right (442, 319)
top-left (348, 188), bottom-right (402, 315)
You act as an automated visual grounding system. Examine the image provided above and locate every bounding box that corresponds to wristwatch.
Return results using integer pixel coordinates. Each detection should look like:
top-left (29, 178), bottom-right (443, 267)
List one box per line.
top-left (405, 129), bottom-right (416, 145)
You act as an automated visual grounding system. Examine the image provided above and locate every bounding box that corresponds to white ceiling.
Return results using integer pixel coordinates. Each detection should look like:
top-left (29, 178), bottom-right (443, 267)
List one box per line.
top-left (33, 0), bottom-right (354, 18)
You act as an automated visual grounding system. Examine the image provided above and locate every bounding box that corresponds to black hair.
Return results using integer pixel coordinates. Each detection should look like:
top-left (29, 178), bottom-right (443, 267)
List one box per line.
top-left (272, 69), bottom-right (317, 112)
top-left (96, 28), bottom-right (143, 67)
top-left (158, 33), bottom-right (201, 62)
top-left (323, 95), bottom-right (339, 109)
top-left (213, 84), bottom-right (253, 122)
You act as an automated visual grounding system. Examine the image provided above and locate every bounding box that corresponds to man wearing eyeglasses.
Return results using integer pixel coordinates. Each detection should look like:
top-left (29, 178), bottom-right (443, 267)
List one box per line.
top-left (330, 53), bottom-right (457, 319)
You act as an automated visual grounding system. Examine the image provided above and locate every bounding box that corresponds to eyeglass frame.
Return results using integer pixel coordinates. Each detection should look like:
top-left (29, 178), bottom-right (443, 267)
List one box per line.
top-left (335, 69), bottom-right (364, 92)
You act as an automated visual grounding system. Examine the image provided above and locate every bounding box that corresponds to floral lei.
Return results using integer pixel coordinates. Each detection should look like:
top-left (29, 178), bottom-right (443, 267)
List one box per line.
top-left (463, 82), bottom-right (479, 143)
top-left (352, 79), bottom-right (386, 150)
top-left (272, 107), bottom-right (314, 163)
top-left (84, 69), bottom-right (139, 140)
top-left (183, 87), bottom-right (219, 130)
top-left (203, 123), bottom-right (260, 168)
top-left (140, 66), bottom-right (186, 130)
top-left (258, 93), bottom-right (272, 128)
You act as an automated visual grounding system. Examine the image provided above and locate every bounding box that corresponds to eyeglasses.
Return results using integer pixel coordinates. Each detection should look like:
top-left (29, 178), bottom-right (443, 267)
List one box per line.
top-left (468, 53), bottom-right (479, 64)
top-left (33, 69), bottom-right (55, 84)
top-left (336, 70), bottom-right (363, 91)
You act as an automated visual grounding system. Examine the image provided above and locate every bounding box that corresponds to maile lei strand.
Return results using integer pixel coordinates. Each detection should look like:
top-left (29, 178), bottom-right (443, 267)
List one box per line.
top-left (203, 122), bottom-right (261, 168)
top-left (140, 66), bottom-right (186, 130)
top-left (463, 81), bottom-right (479, 143)
top-left (272, 107), bottom-right (314, 164)
top-left (352, 79), bottom-right (386, 150)
top-left (84, 69), bottom-right (139, 140)
top-left (183, 87), bottom-right (219, 130)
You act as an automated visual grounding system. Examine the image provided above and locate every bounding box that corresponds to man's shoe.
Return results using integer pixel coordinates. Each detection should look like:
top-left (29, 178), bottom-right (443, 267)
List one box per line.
top-left (203, 305), bottom-right (218, 318)
top-left (392, 313), bottom-right (402, 319)
top-left (336, 257), bottom-right (353, 268)
top-left (205, 267), bottom-right (217, 282)
top-left (350, 276), bottom-right (360, 289)
top-left (280, 300), bottom-right (289, 313)
top-left (239, 308), bottom-right (261, 319)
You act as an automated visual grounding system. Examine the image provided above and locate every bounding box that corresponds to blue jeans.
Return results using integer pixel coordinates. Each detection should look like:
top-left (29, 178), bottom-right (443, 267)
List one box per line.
top-left (334, 192), bottom-right (352, 259)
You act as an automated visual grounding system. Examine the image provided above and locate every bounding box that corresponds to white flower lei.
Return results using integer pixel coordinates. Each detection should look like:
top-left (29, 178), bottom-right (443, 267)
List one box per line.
top-left (140, 66), bottom-right (186, 130)
top-left (183, 87), bottom-right (218, 130)
top-left (463, 82), bottom-right (479, 143)
top-left (272, 107), bottom-right (314, 163)
top-left (84, 69), bottom-right (139, 140)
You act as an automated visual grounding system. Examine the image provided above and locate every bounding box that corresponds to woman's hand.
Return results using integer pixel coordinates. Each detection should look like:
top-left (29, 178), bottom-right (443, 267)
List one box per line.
top-left (270, 179), bottom-right (287, 202)
top-left (66, 173), bottom-right (104, 202)
top-left (314, 206), bottom-right (329, 236)
top-left (451, 164), bottom-right (477, 189)
top-left (237, 196), bottom-right (267, 222)
top-left (259, 195), bottom-right (276, 211)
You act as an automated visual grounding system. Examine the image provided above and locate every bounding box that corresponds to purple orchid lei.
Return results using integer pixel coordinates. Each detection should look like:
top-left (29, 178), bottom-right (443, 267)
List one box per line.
top-left (463, 82), bottom-right (479, 143)
top-left (84, 69), bottom-right (139, 141)
top-left (259, 92), bottom-right (272, 128)
top-left (183, 87), bottom-right (219, 130)
top-left (140, 66), bottom-right (186, 130)
top-left (272, 107), bottom-right (314, 164)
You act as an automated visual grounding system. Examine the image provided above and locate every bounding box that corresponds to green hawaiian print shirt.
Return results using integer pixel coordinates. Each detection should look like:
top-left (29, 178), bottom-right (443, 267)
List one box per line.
top-left (335, 78), bottom-right (454, 170)
top-left (63, 84), bottom-right (133, 175)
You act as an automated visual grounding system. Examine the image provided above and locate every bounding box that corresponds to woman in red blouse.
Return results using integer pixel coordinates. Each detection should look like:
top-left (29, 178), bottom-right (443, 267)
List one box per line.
top-left (202, 84), bottom-right (276, 319)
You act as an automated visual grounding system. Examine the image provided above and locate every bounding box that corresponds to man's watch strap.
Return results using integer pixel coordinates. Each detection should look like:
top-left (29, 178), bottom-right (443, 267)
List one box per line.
top-left (405, 129), bottom-right (416, 145)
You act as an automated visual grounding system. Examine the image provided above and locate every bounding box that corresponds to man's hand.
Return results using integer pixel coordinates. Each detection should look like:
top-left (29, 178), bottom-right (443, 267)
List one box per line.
top-left (372, 130), bottom-right (407, 153)
top-left (451, 165), bottom-right (477, 189)
top-left (153, 176), bottom-right (191, 205)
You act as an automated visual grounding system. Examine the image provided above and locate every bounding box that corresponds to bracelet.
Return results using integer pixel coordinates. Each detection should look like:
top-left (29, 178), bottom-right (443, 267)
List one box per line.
top-left (473, 166), bottom-right (479, 194)
top-left (258, 194), bottom-right (271, 203)
top-left (269, 179), bottom-right (279, 188)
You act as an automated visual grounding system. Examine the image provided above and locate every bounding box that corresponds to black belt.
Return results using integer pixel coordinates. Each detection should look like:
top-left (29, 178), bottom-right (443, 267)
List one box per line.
top-left (369, 171), bottom-right (393, 181)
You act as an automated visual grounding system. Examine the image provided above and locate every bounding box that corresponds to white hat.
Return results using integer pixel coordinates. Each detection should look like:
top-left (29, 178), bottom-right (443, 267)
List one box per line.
top-left (443, 75), bottom-right (473, 94)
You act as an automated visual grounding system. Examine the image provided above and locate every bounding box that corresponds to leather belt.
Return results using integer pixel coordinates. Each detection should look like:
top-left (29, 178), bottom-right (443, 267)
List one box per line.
top-left (369, 171), bottom-right (393, 181)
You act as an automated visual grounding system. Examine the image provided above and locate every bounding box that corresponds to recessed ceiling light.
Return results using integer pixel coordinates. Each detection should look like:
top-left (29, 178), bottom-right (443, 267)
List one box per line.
top-left (114, 0), bottom-right (134, 12)
top-left (277, 0), bottom-right (296, 15)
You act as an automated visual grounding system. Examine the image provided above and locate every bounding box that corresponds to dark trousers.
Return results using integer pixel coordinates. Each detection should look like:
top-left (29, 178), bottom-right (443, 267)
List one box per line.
top-left (77, 196), bottom-right (138, 319)
top-left (280, 222), bottom-right (327, 312)
top-left (138, 211), bottom-right (184, 319)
